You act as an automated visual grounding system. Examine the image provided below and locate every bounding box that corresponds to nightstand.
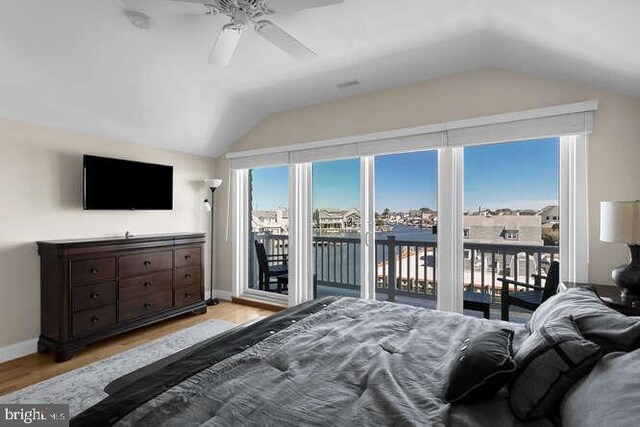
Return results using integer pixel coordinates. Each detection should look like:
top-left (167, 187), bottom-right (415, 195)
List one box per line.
top-left (559, 282), bottom-right (640, 316)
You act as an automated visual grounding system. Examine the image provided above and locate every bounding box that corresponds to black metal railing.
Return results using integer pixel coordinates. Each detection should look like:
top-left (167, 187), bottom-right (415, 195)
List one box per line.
top-left (251, 233), bottom-right (559, 302)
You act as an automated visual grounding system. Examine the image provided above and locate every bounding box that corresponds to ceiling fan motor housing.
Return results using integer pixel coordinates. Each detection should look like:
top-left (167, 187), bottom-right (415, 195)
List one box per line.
top-left (209, 0), bottom-right (271, 18)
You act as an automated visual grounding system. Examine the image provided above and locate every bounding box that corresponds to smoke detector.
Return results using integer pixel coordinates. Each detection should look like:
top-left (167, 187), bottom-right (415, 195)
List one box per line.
top-left (124, 9), bottom-right (153, 29)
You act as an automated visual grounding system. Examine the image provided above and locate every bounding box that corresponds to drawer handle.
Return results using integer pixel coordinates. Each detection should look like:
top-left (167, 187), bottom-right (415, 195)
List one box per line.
top-left (184, 255), bottom-right (192, 260)
top-left (185, 273), bottom-right (192, 280)
top-left (184, 292), bottom-right (192, 298)
top-left (144, 302), bottom-right (152, 309)
top-left (90, 292), bottom-right (100, 300)
top-left (90, 268), bottom-right (100, 275)
top-left (143, 282), bottom-right (152, 288)
top-left (143, 260), bottom-right (152, 267)
top-left (91, 316), bottom-right (100, 324)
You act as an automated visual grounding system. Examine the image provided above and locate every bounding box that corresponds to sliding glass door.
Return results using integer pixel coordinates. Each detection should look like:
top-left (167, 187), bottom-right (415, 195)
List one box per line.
top-left (312, 158), bottom-right (361, 299)
top-left (247, 165), bottom-right (289, 295)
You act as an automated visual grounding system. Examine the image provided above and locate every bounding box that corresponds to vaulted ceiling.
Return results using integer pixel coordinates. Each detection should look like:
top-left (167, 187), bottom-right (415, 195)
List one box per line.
top-left (1, 0), bottom-right (638, 156)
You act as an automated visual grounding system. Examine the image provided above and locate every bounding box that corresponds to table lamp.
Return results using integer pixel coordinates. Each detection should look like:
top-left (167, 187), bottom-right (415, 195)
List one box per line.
top-left (600, 200), bottom-right (640, 300)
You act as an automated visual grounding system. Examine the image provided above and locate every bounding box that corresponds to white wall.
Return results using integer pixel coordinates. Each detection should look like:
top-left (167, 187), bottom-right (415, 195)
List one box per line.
top-left (0, 118), bottom-right (215, 353)
top-left (214, 67), bottom-right (640, 294)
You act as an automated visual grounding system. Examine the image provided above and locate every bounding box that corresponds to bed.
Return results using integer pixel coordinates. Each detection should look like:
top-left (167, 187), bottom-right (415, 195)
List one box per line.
top-left (70, 289), bottom-right (640, 426)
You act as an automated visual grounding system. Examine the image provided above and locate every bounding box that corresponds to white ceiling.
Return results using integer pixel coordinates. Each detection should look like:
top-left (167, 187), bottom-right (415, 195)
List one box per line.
top-left (1, 0), bottom-right (639, 157)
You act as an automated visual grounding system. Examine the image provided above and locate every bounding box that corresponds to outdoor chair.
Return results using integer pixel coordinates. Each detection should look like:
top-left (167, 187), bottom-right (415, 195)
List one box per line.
top-left (498, 261), bottom-right (560, 321)
top-left (254, 240), bottom-right (288, 293)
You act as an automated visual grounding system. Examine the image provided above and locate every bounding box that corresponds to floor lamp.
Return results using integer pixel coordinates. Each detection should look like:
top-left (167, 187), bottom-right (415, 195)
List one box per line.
top-left (204, 178), bottom-right (223, 306)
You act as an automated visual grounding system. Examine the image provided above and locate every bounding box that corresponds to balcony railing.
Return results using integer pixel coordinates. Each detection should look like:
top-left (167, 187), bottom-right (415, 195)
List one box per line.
top-left (251, 233), bottom-right (559, 302)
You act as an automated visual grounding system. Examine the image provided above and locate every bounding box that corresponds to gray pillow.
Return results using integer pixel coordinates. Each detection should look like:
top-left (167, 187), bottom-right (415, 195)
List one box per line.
top-left (527, 287), bottom-right (640, 353)
top-left (509, 315), bottom-right (602, 421)
top-left (561, 348), bottom-right (640, 427)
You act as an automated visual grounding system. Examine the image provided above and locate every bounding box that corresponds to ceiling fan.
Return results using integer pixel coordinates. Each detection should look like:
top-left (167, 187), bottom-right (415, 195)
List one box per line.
top-left (121, 0), bottom-right (344, 65)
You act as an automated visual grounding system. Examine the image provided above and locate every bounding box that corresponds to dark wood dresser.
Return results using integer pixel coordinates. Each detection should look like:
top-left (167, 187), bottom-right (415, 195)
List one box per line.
top-left (37, 232), bottom-right (206, 362)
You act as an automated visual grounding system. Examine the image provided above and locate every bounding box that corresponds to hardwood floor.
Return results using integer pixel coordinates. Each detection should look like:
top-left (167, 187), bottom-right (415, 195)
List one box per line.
top-left (0, 301), bottom-right (277, 397)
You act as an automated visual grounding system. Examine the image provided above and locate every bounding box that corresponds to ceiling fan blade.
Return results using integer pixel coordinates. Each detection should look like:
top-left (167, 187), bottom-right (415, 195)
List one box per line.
top-left (120, 0), bottom-right (210, 15)
top-left (266, 0), bottom-right (343, 13)
top-left (209, 24), bottom-right (244, 66)
top-left (254, 20), bottom-right (316, 60)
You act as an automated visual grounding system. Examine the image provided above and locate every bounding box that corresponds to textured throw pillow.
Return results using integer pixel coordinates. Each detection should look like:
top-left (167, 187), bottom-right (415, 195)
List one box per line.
top-left (561, 348), bottom-right (640, 427)
top-left (527, 287), bottom-right (640, 353)
top-left (444, 329), bottom-right (517, 403)
top-left (509, 315), bottom-right (602, 421)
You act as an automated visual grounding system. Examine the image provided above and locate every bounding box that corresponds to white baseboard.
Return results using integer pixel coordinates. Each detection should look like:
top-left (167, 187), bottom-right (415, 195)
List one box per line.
top-left (213, 289), bottom-right (232, 301)
top-left (0, 338), bottom-right (38, 363)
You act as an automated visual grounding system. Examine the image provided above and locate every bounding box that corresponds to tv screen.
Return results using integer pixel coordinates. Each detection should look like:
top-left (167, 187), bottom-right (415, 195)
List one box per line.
top-left (83, 155), bottom-right (173, 210)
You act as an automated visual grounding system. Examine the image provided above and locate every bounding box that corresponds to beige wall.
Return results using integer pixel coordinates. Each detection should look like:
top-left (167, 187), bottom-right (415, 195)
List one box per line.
top-left (214, 67), bottom-right (640, 293)
top-left (0, 118), bottom-right (215, 349)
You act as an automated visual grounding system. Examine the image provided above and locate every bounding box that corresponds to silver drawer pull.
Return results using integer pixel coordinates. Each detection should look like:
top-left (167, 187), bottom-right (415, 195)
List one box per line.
top-left (143, 302), bottom-right (152, 309)
top-left (90, 268), bottom-right (100, 275)
top-left (143, 282), bottom-right (151, 288)
top-left (90, 292), bottom-right (100, 300)
top-left (185, 273), bottom-right (192, 279)
top-left (184, 255), bottom-right (192, 260)
top-left (90, 316), bottom-right (100, 324)
top-left (143, 260), bottom-right (152, 267)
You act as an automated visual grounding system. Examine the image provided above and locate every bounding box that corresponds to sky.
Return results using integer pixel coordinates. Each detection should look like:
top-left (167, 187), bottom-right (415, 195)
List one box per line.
top-left (250, 138), bottom-right (559, 212)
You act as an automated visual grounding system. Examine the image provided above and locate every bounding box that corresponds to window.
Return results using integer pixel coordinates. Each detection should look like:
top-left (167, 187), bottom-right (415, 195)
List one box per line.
top-left (503, 230), bottom-right (519, 240)
top-left (229, 102), bottom-right (593, 308)
top-left (374, 151), bottom-right (437, 308)
top-left (463, 138), bottom-right (560, 322)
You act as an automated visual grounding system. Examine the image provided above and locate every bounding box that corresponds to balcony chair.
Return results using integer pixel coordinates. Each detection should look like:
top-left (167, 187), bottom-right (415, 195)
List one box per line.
top-left (254, 240), bottom-right (288, 293)
top-left (498, 261), bottom-right (560, 321)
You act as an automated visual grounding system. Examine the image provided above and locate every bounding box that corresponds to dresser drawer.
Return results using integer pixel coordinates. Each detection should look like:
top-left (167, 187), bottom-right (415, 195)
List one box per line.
top-left (119, 251), bottom-right (172, 278)
top-left (72, 281), bottom-right (116, 312)
top-left (118, 291), bottom-right (173, 322)
top-left (72, 304), bottom-right (116, 337)
top-left (175, 284), bottom-right (203, 308)
top-left (120, 271), bottom-right (172, 301)
top-left (71, 257), bottom-right (116, 287)
top-left (174, 247), bottom-right (201, 268)
top-left (175, 266), bottom-right (201, 288)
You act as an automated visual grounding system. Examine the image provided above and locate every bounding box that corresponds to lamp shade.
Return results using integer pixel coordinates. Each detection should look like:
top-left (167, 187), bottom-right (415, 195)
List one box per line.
top-left (600, 201), bottom-right (640, 244)
top-left (204, 178), bottom-right (223, 189)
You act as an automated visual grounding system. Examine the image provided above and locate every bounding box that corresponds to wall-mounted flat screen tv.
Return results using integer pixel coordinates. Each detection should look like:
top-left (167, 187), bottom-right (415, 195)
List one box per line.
top-left (83, 155), bottom-right (173, 210)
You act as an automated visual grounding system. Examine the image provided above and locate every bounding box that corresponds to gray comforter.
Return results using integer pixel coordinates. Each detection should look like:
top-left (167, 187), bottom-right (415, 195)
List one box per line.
top-left (117, 298), bottom-right (547, 426)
